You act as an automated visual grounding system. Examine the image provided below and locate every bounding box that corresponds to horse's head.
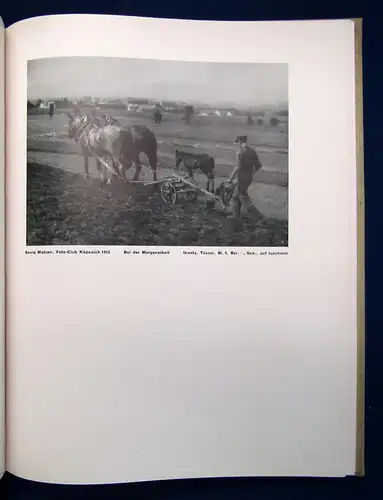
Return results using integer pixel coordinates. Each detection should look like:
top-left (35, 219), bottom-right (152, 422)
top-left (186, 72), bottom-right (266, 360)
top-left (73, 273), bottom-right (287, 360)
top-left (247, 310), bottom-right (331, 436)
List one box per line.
top-left (103, 114), bottom-right (120, 127)
top-left (67, 113), bottom-right (92, 140)
top-left (67, 112), bottom-right (79, 139)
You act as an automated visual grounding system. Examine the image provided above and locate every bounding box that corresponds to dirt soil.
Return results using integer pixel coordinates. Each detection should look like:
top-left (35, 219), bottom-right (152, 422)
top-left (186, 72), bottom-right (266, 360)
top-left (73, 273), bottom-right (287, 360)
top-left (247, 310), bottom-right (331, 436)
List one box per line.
top-left (27, 162), bottom-right (288, 247)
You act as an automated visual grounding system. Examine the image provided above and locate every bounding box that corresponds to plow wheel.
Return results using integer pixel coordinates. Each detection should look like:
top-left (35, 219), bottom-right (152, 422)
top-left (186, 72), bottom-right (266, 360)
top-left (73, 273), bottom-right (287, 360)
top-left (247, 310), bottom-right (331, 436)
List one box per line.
top-left (161, 181), bottom-right (177, 205)
top-left (184, 178), bottom-right (198, 202)
top-left (219, 181), bottom-right (235, 207)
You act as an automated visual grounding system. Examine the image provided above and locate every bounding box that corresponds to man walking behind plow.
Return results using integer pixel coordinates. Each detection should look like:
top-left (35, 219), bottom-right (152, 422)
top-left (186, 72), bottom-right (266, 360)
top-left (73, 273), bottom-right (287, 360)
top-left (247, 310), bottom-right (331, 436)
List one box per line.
top-left (226, 135), bottom-right (262, 220)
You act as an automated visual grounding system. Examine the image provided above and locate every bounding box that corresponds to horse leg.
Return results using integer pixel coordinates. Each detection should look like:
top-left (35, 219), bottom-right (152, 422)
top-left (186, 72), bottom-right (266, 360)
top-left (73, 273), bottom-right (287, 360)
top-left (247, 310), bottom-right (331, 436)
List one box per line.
top-left (106, 161), bottom-right (113, 184)
top-left (108, 158), bottom-right (119, 184)
top-left (132, 155), bottom-right (142, 182)
top-left (206, 174), bottom-right (215, 193)
top-left (110, 158), bottom-right (117, 182)
top-left (96, 158), bottom-right (106, 184)
top-left (103, 161), bottom-right (110, 184)
top-left (118, 162), bottom-right (126, 179)
top-left (118, 155), bottom-right (132, 180)
top-left (211, 176), bottom-right (215, 194)
top-left (82, 147), bottom-right (90, 180)
top-left (144, 151), bottom-right (158, 183)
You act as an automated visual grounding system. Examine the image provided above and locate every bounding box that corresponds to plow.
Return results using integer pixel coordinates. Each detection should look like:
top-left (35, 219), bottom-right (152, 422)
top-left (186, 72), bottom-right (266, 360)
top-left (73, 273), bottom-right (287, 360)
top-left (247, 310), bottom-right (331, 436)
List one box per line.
top-left (141, 174), bottom-right (234, 209)
top-left (94, 153), bottom-right (235, 209)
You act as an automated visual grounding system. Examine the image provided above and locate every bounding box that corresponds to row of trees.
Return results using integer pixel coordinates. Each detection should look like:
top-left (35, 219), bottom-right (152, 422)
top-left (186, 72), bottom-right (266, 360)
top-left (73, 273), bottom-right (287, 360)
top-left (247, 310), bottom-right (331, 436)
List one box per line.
top-left (251, 109), bottom-right (288, 117)
top-left (27, 96), bottom-right (287, 129)
top-left (269, 117), bottom-right (282, 127)
top-left (248, 116), bottom-right (284, 127)
top-left (27, 99), bottom-right (43, 109)
top-left (27, 98), bottom-right (74, 109)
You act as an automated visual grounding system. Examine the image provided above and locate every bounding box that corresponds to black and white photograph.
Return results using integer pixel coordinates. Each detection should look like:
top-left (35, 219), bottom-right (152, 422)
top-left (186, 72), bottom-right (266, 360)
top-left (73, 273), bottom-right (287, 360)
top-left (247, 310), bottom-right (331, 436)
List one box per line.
top-left (26, 57), bottom-right (288, 246)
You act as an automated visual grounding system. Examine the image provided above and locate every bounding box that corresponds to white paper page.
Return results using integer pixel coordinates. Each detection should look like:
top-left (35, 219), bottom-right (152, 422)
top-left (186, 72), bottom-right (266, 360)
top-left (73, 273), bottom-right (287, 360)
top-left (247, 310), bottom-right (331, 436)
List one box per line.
top-left (6, 15), bottom-right (358, 484)
top-left (0, 17), bottom-right (4, 480)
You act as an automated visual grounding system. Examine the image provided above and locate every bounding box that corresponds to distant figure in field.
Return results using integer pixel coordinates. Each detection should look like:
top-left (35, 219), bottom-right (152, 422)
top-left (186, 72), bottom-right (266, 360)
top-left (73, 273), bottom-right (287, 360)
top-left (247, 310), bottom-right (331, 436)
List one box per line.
top-left (153, 101), bottom-right (164, 124)
top-left (226, 135), bottom-right (262, 219)
top-left (48, 102), bottom-right (55, 120)
top-left (73, 104), bottom-right (82, 116)
top-left (183, 105), bottom-right (194, 125)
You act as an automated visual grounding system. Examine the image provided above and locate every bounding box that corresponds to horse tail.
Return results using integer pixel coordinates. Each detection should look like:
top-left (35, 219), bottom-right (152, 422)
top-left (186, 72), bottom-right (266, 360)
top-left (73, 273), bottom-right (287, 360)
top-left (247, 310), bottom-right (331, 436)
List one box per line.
top-left (175, 150), bottom-right (182, 170)
top-left (119, 128), bottom-right (134, 163)
top-left (207, 157), bottom-right (215, 178)
top-left (146, 129), bottom-right (158, 170)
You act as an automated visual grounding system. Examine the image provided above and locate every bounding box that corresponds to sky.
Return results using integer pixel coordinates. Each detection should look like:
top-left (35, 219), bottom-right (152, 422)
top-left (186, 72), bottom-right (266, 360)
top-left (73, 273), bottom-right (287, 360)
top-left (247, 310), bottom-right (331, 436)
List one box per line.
top-left (27, 57), bottom-right (288, 107)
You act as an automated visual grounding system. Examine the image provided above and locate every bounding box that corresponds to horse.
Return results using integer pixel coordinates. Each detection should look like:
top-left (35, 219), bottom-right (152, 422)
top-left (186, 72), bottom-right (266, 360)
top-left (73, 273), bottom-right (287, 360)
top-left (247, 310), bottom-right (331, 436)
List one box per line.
top-left (175, 149), bottom-right (215, 193)
top-left (67, 113), bottom-right (158, 184)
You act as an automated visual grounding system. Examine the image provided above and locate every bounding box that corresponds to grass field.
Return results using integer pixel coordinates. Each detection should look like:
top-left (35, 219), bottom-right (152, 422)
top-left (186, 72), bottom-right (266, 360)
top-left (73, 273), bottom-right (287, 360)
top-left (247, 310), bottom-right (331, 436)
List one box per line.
top-left (27, 108), bottom-right (288, 246)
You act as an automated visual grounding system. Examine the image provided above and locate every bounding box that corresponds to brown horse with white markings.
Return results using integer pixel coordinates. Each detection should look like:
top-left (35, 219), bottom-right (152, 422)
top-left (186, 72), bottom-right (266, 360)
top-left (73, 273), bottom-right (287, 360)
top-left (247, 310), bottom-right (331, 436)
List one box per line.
top-left (67, 113), bottom-right (158, 183)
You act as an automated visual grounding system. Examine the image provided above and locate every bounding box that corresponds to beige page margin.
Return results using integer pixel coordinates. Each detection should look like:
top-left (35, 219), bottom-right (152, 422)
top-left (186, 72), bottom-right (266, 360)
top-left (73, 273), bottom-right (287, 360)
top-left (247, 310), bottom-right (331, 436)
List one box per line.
top-left (353, 17), bottom-right (365, 478)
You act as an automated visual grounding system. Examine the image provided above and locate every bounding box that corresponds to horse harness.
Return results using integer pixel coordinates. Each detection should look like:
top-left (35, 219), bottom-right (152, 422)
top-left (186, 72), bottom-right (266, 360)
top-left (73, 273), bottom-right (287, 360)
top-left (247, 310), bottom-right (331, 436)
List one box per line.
top-left (74, 116), bottom-right (109, 154)
top-left (72, 115), bottom-right (125, 179)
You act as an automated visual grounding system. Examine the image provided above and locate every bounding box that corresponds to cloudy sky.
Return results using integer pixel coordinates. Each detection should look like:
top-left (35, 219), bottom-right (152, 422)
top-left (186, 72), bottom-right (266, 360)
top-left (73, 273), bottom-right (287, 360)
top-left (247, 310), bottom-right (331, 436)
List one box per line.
top-left (27, 57), bottom-right (288, 106)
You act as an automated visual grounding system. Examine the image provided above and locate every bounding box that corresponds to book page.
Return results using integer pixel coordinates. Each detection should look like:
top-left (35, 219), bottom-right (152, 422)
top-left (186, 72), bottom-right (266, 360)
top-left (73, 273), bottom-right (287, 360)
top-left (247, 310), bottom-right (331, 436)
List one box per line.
top-left (0, 17), bottom-right (4, 480)
top-left (6, 15), bottom-right (359, 484)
